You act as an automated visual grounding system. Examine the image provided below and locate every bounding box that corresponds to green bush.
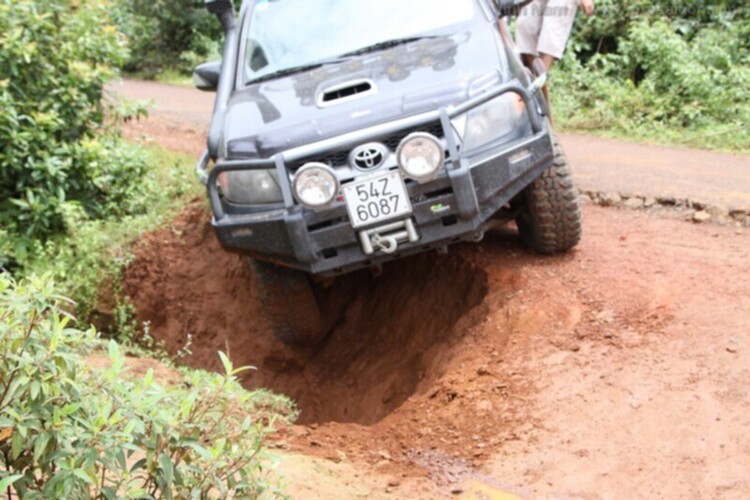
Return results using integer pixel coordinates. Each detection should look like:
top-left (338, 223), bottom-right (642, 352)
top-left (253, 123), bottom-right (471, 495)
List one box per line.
top-left (0, 0), bottom-right (154, 270)
top-left (0, 274), bottom-right (296, 498)
top-left (112, 0), bottom-right (222, 77)
top-left (15, 146), bottom-right (202, 333)
top-left (554, 0), bottom-right (750, 148)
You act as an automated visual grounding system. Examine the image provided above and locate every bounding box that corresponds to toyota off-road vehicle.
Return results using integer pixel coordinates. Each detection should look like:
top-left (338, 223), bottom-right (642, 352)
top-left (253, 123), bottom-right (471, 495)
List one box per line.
top-left (195, 0), bottom-right (582, 344)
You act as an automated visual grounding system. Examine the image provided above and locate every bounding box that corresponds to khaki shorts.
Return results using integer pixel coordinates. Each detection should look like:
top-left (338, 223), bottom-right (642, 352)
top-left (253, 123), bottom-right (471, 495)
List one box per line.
top-left (515, 0), bottom-right (578, 60)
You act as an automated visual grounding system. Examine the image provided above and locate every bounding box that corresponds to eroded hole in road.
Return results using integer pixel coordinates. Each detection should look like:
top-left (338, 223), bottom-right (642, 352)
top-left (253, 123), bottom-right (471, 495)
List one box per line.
top-left (258, 254), bottom-right (488, 424)
top-left (124, 206), bottom-right (488, 425)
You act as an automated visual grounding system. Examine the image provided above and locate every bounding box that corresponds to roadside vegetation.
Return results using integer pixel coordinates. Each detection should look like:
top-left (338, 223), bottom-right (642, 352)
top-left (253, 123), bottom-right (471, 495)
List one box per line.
top-left (112, 0), bottom-right (223, 80)
top-left (1, 0), bottom-right (145, 274)
top-left (1, 1), bottom-right (295, 496)
top-left (0, 275), bottom-right (296, 498)
top-left (554, 0), bottom-right (750, 151)
top-left (1, 0), bottom-right (201, 320)
top-left (1, 0), bottom-right (203, 338)
top-left (7, 145), bottom-right (201, 338)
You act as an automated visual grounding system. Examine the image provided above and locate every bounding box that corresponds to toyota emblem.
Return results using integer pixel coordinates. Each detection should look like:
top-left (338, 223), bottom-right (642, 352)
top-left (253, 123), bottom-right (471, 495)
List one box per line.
top-left (350, 142), bottom-right (389, 170)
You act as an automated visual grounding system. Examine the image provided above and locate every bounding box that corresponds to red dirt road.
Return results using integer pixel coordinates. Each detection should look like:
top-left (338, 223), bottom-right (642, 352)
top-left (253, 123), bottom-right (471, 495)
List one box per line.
top-left (116, 79), bottom-right (750, 498)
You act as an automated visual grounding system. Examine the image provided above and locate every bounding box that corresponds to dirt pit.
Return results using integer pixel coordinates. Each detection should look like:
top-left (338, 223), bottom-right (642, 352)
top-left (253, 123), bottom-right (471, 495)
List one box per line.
top-left (117, 86), bottom-right (750, 496)
top-left (125, 203), bottom-right (489, 425)
top-left (123, 201), bottom-right (750, 498)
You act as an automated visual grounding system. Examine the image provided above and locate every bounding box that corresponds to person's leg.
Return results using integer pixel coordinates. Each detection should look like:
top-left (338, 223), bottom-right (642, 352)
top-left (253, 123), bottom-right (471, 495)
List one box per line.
top-left (515, 0), bottom-right (546, 67)
top-left (536, 0), bottom-right (578, 124)
top-left (538, 52), bottom-right (555, 113)
top-left (537, 54), bottom-right (554, 122)
top-left (521, 54), bottom-right (536, 71)
top-left (538, 52), bottom-right (557, 72)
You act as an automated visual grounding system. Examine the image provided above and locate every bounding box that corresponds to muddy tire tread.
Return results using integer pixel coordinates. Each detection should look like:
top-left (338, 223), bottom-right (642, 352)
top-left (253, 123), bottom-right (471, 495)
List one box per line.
top-left (251, 260), bottom-right (325, 345)
top-left (516, 137), bottom-right (582, 254)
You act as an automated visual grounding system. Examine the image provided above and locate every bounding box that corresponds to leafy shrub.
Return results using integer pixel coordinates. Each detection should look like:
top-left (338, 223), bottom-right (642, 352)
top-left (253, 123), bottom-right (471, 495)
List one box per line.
top-left (0, 0), bottom-right (154, 269)
top-left (15, 146), bottom-right (201, 336)
top-left (112, 0), bottom-right (223, 77)
top-left (552, 1), bottom-right (750, 148)
top-left (0, 274), bottom-right (296, 498)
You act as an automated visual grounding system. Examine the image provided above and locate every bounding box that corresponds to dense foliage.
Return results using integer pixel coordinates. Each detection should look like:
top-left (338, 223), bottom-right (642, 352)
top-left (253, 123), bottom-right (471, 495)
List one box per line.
top-left (0, 274), bottom-right (296, 498)
top-left (555, 0), bottom-right (750, 148)
top-left (112, 0), bottom-right (222, 77)
top-left (13, 146), bottom-right (200, 331)
top-left (1, 6), bottom-right (295, 497)
top-left (0, 0), bottom-right (153, 270)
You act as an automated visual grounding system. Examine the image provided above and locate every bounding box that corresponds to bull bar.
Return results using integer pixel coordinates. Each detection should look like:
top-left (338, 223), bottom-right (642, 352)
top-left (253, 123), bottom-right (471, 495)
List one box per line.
top-left (196, 76), bottom-right (553, 275)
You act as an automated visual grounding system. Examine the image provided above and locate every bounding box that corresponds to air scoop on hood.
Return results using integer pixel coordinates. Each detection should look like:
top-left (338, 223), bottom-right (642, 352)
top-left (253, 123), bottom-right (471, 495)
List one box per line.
top-left (317, 78), bottom-right (376, 107)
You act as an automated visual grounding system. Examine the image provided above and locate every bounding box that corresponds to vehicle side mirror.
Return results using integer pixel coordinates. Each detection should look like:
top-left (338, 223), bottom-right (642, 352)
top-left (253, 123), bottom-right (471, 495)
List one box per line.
top-left (193, 61), bottom-right (222, 92)
top-left (493, 0), bottom-right (533, 17)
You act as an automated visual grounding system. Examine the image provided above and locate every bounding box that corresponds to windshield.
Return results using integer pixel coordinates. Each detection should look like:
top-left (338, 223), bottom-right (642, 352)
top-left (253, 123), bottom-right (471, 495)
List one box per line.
top-left (242, 0), bottom-right (476, 84)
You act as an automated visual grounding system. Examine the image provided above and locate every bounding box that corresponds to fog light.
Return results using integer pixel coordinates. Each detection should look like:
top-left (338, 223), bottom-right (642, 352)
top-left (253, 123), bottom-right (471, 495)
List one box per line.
top-left (292, 163), bottom-right (339, 209)
top-left (396, 132), bottom-right (444, 183)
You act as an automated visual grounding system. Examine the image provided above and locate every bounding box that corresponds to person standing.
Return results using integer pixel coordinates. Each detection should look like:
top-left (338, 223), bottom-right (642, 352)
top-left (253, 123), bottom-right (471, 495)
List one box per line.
top-left (516, 0), bottom-right (595, 72)
top-left (515, 0), bottom-right (594, 118)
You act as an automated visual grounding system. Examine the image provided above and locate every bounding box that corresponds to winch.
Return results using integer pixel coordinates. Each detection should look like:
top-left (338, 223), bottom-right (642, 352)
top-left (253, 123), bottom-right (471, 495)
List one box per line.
top-left (358, 219), bottom-right (419, 255)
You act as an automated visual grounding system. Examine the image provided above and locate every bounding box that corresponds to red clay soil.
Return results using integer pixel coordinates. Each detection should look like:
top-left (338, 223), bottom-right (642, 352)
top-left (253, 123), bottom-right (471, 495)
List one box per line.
top-left (124, 201), bottom-right (750, 498)
top-left (118, 92), bottom-right (750, 497)
top-left (123, 202), bottom-right (521, 470)
top-left (126, 201), bottom-right (487, 424)
top-left (125, 203), bottom-right (488, 427)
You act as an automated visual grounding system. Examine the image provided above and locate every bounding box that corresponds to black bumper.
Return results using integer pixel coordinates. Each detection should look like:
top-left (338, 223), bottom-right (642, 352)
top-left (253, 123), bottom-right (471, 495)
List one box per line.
top-left (212, 130), bottom-right (554, 276)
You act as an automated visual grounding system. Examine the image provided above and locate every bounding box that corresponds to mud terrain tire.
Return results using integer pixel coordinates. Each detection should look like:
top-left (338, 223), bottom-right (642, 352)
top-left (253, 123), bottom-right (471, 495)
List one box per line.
top-left (251, 259), bottom-right (326, 345)
top-left (515, 137), bottom-right (582, 254)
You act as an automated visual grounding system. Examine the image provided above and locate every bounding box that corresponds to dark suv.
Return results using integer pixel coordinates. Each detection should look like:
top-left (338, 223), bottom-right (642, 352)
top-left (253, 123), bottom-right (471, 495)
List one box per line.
top-left (196, 0), bottom-right (582, 344)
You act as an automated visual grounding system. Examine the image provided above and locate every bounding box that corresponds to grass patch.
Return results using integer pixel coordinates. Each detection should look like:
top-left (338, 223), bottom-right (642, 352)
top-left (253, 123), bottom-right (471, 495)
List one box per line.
top-left (555, 113), bottom-right (750, 154)
top-left (154, 68), bottom-right (195, 88)
top-left (125, 68), bottom-right (195, 88)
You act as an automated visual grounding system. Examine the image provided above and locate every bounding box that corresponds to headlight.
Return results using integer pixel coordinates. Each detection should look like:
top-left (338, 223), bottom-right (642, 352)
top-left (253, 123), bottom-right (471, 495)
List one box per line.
top-left (292, 163), bottom-right (339, 209)
top-left (396, 132), bottom-right (444, 183)
top-left (453, 93), bottom-right (526, 153)
top-left (219, 169), bottom-right (283, 204)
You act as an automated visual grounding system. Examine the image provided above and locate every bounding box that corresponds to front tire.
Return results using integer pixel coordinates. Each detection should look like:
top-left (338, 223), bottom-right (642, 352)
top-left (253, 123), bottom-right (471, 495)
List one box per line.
top-left (251, 259), bottom-right (327, 346)
top-left (515, 136), bottom-right (582, 254)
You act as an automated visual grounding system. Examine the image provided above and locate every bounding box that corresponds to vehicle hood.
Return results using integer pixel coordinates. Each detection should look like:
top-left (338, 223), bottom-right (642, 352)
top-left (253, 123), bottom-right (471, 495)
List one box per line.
top-left (223, 26), bottom-right (508, 158)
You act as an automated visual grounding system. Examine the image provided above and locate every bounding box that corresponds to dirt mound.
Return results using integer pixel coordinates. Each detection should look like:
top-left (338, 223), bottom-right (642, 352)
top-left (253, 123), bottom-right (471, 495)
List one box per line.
top-left (125, 203), bottom-right (489, 425)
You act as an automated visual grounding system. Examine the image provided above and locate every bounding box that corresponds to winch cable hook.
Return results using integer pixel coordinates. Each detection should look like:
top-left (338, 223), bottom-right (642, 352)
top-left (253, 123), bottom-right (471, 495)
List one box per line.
top-left (371, 234), bottom-right (398, 254)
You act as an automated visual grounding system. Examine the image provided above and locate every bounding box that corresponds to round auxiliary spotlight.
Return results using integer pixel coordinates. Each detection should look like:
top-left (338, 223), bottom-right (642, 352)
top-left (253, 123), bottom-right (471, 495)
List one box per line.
top-left (291, 162), bottom-right (339, 209)
top-left (396, 132), bottom-right (444, 183)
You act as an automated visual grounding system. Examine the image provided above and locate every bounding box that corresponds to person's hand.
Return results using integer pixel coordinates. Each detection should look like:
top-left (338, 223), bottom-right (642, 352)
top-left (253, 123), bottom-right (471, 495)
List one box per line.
top-left (578, 0), bottom-right (595, 17)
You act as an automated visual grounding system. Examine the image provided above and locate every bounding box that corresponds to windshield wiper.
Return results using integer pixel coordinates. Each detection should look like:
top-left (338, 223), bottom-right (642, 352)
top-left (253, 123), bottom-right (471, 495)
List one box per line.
top-left (248, 56), bottom-right (352, 84)
top-left (248, 63), bottom-right (325, 84)
top-left (339, 36), bottom-right (438, 57)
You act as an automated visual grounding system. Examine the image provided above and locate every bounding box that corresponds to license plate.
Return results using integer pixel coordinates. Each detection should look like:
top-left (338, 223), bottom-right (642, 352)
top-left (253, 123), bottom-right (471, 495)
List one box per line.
top-left (343, 171), bottom-right (412, 229)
